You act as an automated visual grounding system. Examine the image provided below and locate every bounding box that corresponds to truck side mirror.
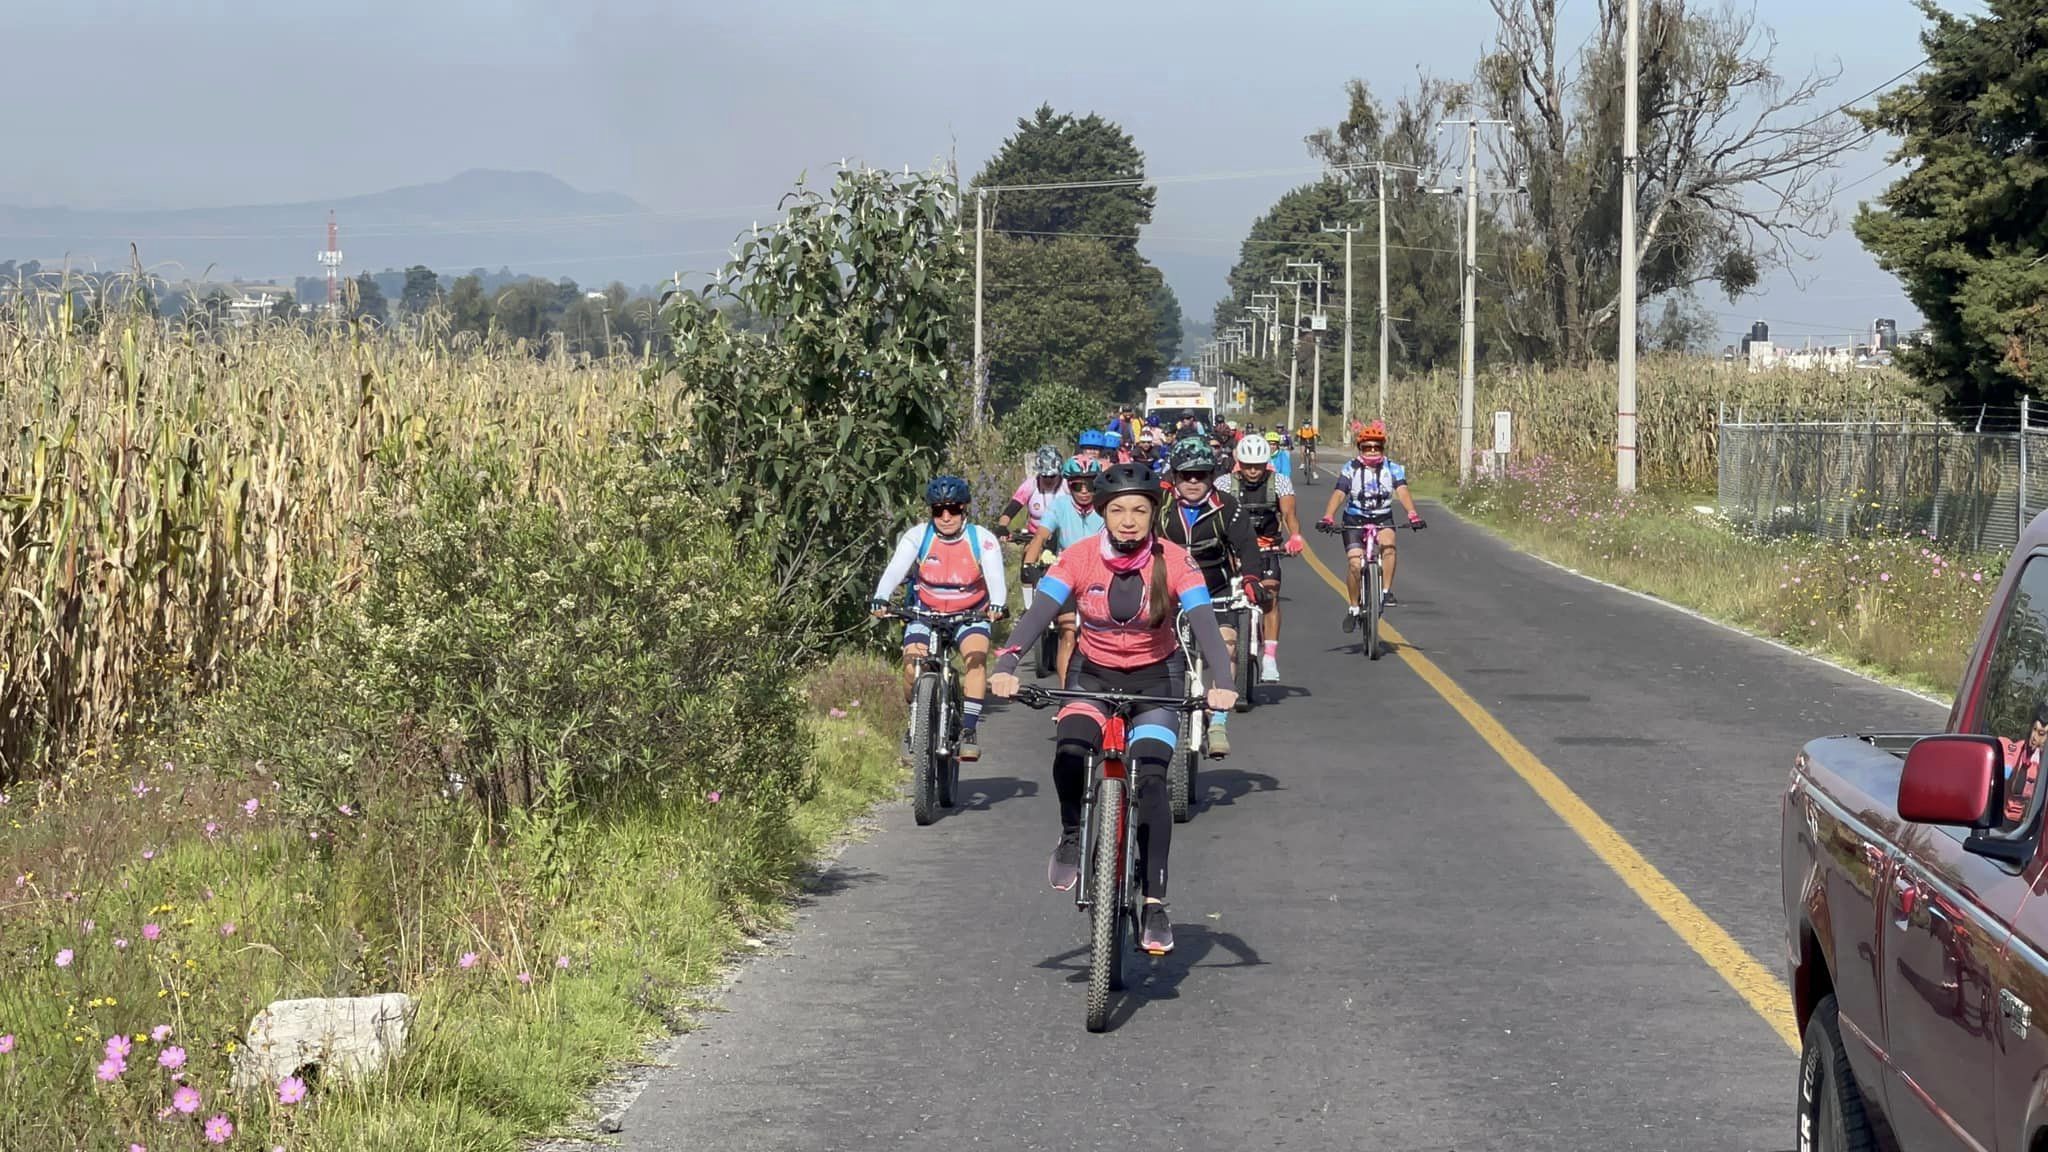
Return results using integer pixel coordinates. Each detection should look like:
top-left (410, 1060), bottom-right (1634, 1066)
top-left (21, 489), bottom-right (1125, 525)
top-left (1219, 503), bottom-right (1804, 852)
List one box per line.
top-left (1899, 735), bottom-right (2006, 829)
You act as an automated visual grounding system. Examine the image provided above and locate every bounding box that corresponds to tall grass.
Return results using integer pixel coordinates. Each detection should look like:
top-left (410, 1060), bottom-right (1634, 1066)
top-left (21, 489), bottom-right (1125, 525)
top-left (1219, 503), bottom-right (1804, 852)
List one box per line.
top-left (1341, 356), bottom-right (1927, 487)
top-left (0, 314), bottom-right (681, 783)
top-left (1449, 456), bottom-right (2000, 697)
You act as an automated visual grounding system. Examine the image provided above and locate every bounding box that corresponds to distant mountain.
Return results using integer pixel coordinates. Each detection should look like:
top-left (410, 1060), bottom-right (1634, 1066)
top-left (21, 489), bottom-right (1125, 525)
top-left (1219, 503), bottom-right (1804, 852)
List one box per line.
top-left (0, 170), bottom-right (738, 288)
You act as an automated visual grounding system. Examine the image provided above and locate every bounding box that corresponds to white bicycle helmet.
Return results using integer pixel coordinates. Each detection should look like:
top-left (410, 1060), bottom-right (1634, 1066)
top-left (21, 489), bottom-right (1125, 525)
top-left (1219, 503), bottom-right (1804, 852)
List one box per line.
top-left (1235, 435), bottom-right (1272, 465)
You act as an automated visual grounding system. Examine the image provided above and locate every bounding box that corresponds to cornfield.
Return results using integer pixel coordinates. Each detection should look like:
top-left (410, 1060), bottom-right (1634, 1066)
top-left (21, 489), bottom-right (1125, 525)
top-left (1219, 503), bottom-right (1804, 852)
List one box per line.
top-left (1367, 357), bottom-right (1928, 487)
top-left (0, 311), bottom-right (675, 784)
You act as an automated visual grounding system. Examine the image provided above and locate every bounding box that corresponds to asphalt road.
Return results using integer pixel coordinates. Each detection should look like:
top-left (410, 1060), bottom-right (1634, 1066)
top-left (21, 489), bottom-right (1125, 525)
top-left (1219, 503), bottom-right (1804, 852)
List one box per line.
top-left (624, 498), bottom-right (1950, 1152)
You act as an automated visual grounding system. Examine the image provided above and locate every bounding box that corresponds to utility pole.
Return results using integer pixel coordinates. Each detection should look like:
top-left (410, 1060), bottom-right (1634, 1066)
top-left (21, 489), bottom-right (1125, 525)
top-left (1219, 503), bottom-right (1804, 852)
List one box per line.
top-left (1287, 261), bottom-right (1323, 431)
top-left (1323, 222), bottom-right (1366, 433)
top-left (1432, 118), bottom-right (1511, 484)
top-left (1376, 164), bottom-right (1390, 421)
top-left (1461, 121), bottom-right (1479, 484)
top-left (1273, 277), bottom-right (1304, 433)
top-left (972, 188), bottom-right (987, 429)
top-left (1618, 0), bottom-right (1641, 492)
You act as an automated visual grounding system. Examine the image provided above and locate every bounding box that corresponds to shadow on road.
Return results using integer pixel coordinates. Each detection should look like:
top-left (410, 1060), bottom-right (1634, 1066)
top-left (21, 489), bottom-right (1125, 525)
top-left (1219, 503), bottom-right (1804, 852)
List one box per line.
top-left (795, 865), bottom-right (883, 904)
top-left (1198, 766), bottom-right (1282, 809)
top-left (1032, 927), bottom-right (1266, 1030)
top-left (955, 775), bottom-right (1039, 811)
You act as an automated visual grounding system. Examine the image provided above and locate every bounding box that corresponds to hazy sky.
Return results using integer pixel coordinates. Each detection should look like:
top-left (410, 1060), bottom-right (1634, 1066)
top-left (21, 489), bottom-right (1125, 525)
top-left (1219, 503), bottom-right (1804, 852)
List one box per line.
top-left (3, 0), bottom-right (1954, 344)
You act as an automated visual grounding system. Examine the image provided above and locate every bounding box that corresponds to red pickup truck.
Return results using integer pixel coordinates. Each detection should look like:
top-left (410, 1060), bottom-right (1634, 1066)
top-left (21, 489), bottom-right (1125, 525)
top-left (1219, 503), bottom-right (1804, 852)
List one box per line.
top-left (1785, 515), bottom-right (2048, 1151)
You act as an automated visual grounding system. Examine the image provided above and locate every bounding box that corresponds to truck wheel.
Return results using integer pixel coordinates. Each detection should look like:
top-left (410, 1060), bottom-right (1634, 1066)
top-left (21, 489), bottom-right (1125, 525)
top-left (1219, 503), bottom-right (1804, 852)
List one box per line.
top-left (1797, 994), bottom-right (1877, 1152)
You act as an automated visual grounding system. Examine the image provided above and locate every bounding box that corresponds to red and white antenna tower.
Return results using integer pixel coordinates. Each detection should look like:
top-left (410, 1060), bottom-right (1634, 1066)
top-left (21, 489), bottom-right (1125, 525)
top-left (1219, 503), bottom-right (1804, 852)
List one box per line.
top-left (317, 211), bottom-right (343, 312)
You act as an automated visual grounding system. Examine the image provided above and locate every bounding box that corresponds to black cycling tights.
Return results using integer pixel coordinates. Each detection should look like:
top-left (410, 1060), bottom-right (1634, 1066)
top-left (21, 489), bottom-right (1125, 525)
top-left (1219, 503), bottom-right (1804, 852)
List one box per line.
top-left (1054, 713), bottom-right (1176, 901)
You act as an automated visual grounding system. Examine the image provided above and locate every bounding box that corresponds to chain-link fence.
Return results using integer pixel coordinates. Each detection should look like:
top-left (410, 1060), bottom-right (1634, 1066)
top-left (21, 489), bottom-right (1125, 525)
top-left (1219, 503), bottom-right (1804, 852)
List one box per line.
top-left (1718, 403), bottom-right (2048, 554)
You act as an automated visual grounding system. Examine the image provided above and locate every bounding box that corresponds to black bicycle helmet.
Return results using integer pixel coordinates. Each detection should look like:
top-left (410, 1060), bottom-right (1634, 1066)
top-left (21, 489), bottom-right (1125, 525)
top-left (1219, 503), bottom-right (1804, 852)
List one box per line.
top-left (1167, 436), bottom-right (1219, 474)
top-left (1092, 461), bottom-right (1162, 504)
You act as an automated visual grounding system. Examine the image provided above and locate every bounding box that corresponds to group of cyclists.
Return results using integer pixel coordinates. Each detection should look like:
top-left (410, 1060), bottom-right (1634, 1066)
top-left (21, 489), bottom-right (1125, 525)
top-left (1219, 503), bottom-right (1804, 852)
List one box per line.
top-left (869, 412), bottom-right (1424, 956)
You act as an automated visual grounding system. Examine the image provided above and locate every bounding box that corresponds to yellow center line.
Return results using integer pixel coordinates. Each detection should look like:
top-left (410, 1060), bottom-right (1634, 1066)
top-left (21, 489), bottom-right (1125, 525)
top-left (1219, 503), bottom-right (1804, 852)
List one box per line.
top-left (1297, 543), bottom-right (1799, 1051)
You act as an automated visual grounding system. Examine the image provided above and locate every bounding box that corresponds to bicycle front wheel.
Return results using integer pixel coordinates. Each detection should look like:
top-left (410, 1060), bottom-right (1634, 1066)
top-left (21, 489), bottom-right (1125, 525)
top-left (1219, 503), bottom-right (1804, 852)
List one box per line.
top-left (1365, 563), bottom-right (1383, 661)
top-left (910, 673), bottom-right (942, 825)
top-left (1087, 776), bottom-right (1127, 1032)
top-left (1234, 607), bottom-right (1258, 712)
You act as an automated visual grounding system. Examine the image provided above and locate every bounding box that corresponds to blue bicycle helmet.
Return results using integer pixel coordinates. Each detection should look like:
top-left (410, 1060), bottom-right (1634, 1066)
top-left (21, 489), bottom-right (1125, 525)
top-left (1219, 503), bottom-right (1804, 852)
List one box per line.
top-left (1104, 430), bottom-right (1124, 449)
top-left (925, 475), bottom-right (971, 506)
top-left (1078, 429), bottom-right (1106, 450)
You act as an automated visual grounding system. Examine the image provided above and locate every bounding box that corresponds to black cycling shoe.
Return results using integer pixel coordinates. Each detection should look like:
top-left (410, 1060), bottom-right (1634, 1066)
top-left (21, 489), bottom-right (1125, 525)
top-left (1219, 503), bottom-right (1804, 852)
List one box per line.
top-left (1342, 605), bottom-right (1360, 634)
top-left (1140, 903), bottom-right (1175, 954)
top-left (1048, 832), bottom-right (1082, 892)
top-left (1381, 590), bottom-right (1399, 608)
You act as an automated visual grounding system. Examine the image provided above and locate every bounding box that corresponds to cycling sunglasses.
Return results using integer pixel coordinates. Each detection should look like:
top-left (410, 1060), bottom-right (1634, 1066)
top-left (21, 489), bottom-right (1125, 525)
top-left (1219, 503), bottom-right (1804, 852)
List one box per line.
top-left (1175, 471), bottom-right (1215, 483)
top-left (930, 503), bottom-right (968, 517)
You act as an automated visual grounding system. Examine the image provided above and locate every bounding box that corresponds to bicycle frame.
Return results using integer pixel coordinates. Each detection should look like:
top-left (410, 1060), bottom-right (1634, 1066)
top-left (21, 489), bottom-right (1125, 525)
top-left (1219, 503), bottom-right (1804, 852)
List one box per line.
top-left (1010, 686), bottom-right (1199, 914)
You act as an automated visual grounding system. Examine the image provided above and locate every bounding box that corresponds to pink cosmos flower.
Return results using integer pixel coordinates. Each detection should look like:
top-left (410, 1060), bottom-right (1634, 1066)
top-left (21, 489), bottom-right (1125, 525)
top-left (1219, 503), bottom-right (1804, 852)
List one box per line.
top-left (0, 1035), bottom-right (13, 1054)
top-left (220, 923), bottom-right (236, 938)
top-left (142, 923), bottom-right (162, 941)
top-left (133, 781), bottom-right (150, 797)
top-left (54, 949), bottom-right (73, 968)
top-left (114, 938), bottom-right (129, 950)
top-left (172, 1085), bottom-right (201, 1114)
top-left (142, 850), bottom-right (155, 861)
top-left (278, 1075), bottom-right (307, 1105)
top-left (848, 699), bottom-right (860, 708)
top-left (151, 1025), bottom-right (172, 1042)
top-left (130, 1144), bottom-right (145, 1152)
top-left (243, 798), bottom-right (259, 816)
top-left (159, 1046), bottom-right (186, 1070)
top-left (707, 790), bottom-right (721, 804)
top-left (203, 821), bottom-right (219, 839)
top-left (96, 1055), bottom-right (126, 1081)
top-left (516, 971), bottom-right (533, 986)
top-left (338, 803), bottom-right (354, 816)
top-left (1880, 572), bottom-right (1891, 582)
top-left (458, 952), bottom-right (479, 970)
top-left (106, 1034), bottom-right (132, 1059)
top-left (204, 1114), bottom-right (233, 1143)
top-left (555, 955), bottom-right (570, 970)
top-left (1975, 572), bottom-right (1985, 583)
top-left (828, 707), bottom-right (847, 719)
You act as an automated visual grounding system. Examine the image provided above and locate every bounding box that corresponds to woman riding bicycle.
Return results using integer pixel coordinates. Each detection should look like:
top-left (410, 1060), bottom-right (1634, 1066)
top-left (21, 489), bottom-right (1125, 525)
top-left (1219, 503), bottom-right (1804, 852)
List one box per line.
top-left (1317, 420), bottom-right (1425, 615)
top-left (991, 462), bottom-right (1236, 955)
top-left (871, 475), bottom-right (1007, 763)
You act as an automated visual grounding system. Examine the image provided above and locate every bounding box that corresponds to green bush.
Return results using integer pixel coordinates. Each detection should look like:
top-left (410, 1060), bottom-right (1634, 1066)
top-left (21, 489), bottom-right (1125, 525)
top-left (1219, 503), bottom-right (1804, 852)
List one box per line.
top-left (201, 447), bottom-right (816, 858)
top-left (1001, 380), bottom-right (1100, 458)
top-left (661, 166), bottom-right (968, 637)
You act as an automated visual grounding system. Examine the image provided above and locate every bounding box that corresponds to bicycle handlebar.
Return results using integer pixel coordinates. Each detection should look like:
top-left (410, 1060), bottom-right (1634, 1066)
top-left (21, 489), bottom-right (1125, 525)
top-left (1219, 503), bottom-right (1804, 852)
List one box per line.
top-left (1315, 520), bottom-right (1421, 534)
top-left (876, 605), bottom-right (993, 627)
top-left (1011, 684), bottom-right (1205, 713)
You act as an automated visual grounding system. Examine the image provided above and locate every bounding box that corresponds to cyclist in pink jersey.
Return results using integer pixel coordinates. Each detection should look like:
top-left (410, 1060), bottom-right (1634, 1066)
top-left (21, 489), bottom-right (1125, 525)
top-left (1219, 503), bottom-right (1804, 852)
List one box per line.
top-left (871, 476), bottom-right (1007, 763)
top-left (993, 446), bottom-right (1066, 542)
top-left (991, 462), bottom-right (1234, 955)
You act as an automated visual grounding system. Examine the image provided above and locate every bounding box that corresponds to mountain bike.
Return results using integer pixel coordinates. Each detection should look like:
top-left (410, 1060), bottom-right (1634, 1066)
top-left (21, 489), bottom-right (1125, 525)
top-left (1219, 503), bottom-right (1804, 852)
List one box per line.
top-left (1013, 683), bottom-right (1204, 1033)
top-left (879, 605), bottom-right (990, 825)
top-left (1318, 520), bottom-right (1417, 661)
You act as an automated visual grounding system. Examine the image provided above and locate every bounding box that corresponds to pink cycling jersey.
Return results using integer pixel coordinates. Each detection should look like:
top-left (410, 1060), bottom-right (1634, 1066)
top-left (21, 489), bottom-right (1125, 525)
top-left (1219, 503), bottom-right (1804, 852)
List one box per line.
top-left (1009, 476), bottom-right (1062, 534)
top-left (915, 533), bottom-right (989, 613)
top-left (1038, 538), bottom-right (1214, 671)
